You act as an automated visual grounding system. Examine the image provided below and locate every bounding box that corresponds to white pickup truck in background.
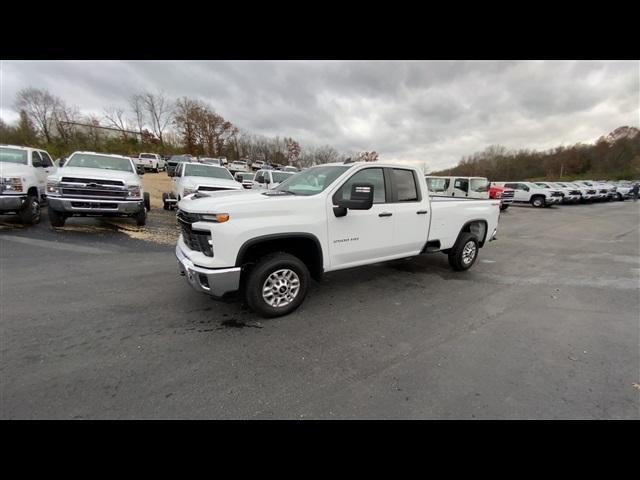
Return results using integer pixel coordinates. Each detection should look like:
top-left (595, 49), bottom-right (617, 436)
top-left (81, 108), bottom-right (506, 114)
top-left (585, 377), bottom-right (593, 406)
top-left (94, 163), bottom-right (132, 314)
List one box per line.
top-left (135, 153), bottom-right (164, 172)
top-left (175, 161), bottom-right (501, 317)
top-left (163, 161), bottom-right (243, 210)
top-left (0, 144), bottom-right (57, 225)
top-left (492, 181), bottom-right (563, 207)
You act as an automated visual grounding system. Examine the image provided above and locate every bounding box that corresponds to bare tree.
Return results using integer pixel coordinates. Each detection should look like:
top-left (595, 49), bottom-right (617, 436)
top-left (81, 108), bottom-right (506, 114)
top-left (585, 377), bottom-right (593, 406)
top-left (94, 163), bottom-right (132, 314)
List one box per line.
top-left (130, 94), bottom-right (146, 138)
top-left (140, 91), bottom-right (172, 145)
top-left (14, 87), bottom-right (60, 143)
top-left (103, 107), bottom-right (130, 139)
top-left (358, 151), bottom-right (379, 162)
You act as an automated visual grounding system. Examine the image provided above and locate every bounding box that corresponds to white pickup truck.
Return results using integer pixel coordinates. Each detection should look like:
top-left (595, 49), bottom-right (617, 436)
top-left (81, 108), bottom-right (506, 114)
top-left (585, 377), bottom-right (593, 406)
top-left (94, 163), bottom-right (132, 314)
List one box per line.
top-left (0, 144), bottom-right (57, 224)
top-left (46, 151), bottom-right (150, 227)
top-left (175, 161), bottom-right (501, 317)
top-left (491, 181), bottom-right (563, 207)
top-left (135, 153), bottom-right (164, 172)
top-left (163, 161), bottom-right (243, 210)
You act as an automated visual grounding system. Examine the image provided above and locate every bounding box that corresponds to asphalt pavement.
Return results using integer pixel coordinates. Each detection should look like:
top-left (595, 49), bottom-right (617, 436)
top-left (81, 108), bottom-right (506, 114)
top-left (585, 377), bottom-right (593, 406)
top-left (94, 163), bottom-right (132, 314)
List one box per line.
top-left (1, 200), bottom-right (638, 419)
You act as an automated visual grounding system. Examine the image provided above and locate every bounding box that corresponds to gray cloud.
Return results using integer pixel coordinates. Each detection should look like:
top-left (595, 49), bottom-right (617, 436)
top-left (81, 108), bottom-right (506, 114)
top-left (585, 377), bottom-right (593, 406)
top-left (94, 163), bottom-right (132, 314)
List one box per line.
top-left (1, 60), bottom-right (638, 170)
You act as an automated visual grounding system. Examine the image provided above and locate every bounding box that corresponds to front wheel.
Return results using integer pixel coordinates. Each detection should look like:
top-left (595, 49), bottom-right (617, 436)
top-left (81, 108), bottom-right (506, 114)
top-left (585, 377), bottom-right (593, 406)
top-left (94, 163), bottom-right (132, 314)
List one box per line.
top-left (135, 208), bottom-right (147, 226)
top-left (144, 192), bottom-right (151, 211)
top-left (19, 193), bottom-right (41, 225)
top-left (531, 196), bottom-right (545, 208)
top-left (244, 252), bottom-right (310, 318)
top-left (500, 204), bottom-right (509, 211)
top-left (448, 232), bottom-right (479, 271)
top-left (48, 207), bottom-right (66, 227)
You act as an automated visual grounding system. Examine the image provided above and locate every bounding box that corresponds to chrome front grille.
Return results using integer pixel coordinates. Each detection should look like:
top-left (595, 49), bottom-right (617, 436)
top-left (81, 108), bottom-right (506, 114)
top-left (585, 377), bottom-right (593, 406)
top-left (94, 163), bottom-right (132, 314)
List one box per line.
top-left (60, 177), bottom-right (128, 199)
top-left (177, 210), bottom-right (213, 257)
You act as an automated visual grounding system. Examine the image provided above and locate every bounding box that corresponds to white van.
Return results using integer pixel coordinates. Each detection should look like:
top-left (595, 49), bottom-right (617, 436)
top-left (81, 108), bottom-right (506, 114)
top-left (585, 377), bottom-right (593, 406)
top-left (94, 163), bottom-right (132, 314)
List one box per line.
top-left (425, 176), bottom-right (490, 199)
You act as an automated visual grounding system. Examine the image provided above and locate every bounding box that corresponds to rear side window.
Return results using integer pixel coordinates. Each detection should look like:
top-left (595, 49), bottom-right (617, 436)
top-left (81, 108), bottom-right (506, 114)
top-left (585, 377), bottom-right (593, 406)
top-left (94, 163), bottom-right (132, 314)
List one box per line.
top-left (470, 178), bottom-right (488, 193)
top-left (393, 169), bottom-right (419, 201)
top-left (426, 177), bottom-right (450, 192)
top-left (336, 168), bottom-right (386, 203)
top-left (504, 183), bottom-right (519, 189)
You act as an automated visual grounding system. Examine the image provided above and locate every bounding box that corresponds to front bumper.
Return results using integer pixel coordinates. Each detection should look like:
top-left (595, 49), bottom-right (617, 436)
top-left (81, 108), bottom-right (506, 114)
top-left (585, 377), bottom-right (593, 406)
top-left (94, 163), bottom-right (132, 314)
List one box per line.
top-left (563, 194), bottom-right (581, 203)
top-left (0, 194), bottom-right (27, 212)
top-left (546, 197), bottom-right (562, 204)
top-left (176, 244), bottom-right (241, 298)
top-left (48, 197), bottom-right (144, 215)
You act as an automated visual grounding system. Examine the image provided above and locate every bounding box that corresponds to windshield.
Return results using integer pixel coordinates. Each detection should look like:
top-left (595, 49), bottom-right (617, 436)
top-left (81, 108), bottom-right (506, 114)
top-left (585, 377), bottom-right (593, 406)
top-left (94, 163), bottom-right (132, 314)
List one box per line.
top-left (66, 153), bottom-right (134, 173)
top-left (272, 171), bottom-right (295, 183)
top-left (238, 173), bottom-right (254, 181)
top-left (273, 165), bottom-right (351, 196)
top-left (184, 163), bottom-right (233, 180)
top-left (169, 155), bottom-right (190, 162)
top-left (0, 147), bottom-right (28, 165)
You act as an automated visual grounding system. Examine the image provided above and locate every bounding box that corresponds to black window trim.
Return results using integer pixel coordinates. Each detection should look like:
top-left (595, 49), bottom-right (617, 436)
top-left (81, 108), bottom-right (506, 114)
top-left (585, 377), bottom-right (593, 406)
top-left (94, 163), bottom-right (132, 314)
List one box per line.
top-left (332, 166), bottom-right (390, 205)
top-left (31, 150), bottom-right (43, 167)
top-left (388, 167), bottom-right (422, 203)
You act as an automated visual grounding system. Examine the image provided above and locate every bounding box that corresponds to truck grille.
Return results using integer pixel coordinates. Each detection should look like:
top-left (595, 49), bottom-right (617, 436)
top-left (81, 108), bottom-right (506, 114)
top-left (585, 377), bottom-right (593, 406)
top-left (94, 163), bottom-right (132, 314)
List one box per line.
top-left (587, 189), bottom-right (596, 194)
top-left (551, 191), bottom-right (564, 197)
top-left (599, 189), bottom-right (608, 194)
top-left (569, 190), bottom-right (581, 195)
top-left (177, 210), bottom-right (213, 257)
top-left (501, 190), bottom-right (514, 199)
top-left (60, 177), bottom-right (128, 199)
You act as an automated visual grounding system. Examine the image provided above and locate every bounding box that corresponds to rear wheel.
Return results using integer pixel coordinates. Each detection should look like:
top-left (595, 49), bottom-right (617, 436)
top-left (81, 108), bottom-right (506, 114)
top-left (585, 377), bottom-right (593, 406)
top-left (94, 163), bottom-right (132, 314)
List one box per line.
top-left (48, 207), bottom-right (66, 227)
top-left (448, 232), bottom-right (479, 271)
top-left (144, 192), bottom-right (151, 211)
top-left (500, 204), bottom-right (509, 211)
top-left (19, 193), bottom-right (41, 225)
top-left (244, 252), bottom-right (310, 318)
top-left (162, 192), bottom-right (170, 210)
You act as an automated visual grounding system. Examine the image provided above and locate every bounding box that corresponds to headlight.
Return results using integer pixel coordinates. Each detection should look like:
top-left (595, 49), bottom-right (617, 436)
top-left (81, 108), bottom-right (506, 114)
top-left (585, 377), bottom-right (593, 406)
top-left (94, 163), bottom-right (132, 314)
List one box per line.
top-left (183, 187), bottom-right (197, 196)
top-left (200, 213), bottom-right (230, 223)
top-left (2, 177), bottom-right (23, 193)
top-left (126, 185), bottom-right (142, 199)
top-left (46, 179), bottom-right (61, 196)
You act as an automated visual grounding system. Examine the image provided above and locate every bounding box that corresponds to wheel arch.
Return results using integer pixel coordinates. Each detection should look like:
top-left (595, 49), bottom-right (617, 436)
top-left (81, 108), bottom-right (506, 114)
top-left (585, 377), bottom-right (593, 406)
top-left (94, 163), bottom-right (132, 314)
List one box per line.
top-left (457, 219), bottom-right (489, 247)
top-left (236, 233), bottom-right (324, 280)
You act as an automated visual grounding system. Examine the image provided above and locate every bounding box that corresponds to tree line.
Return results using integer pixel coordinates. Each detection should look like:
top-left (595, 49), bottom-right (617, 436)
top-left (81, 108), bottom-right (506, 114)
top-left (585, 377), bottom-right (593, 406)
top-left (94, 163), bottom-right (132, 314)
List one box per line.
top-left (0, 87), bottom-right (371, 168)
top-left (428, 127), bottom-right (640, 181)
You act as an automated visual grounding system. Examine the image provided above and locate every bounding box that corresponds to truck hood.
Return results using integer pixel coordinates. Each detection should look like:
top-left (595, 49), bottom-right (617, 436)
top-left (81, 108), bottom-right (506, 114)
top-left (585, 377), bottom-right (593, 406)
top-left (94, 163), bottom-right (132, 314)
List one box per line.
top-left (52, 166), bottom-right (140, 184)
top-left (179, 190), bottom-right (302, 214)
top-left (0, 162), bottom-right (31, 177)
top-left (184, 176), bottom-right (241, 189)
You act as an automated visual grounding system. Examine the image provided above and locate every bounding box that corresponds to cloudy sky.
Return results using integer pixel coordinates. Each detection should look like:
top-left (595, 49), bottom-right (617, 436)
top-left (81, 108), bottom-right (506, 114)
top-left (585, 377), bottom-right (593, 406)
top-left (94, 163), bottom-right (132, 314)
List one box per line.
top-left (1, 60), bottom-right (638, 170)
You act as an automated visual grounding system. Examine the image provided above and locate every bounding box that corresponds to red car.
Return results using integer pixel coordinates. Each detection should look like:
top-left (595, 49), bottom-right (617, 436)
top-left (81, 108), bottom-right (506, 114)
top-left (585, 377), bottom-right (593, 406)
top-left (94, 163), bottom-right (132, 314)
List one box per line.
top-left (489, 184), bottom-right (514, 211)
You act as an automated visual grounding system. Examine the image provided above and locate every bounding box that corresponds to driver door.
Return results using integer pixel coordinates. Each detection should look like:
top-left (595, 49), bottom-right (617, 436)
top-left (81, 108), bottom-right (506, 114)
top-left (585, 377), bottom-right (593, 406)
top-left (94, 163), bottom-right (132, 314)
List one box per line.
top-left (326, 167), bottom-right (395, 269)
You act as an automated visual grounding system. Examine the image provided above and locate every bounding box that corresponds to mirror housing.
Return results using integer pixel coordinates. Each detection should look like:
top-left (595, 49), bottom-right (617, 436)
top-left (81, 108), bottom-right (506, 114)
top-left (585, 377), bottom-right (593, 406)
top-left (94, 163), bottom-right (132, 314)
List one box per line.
top-left (333, 183), bottom-right (374, 217)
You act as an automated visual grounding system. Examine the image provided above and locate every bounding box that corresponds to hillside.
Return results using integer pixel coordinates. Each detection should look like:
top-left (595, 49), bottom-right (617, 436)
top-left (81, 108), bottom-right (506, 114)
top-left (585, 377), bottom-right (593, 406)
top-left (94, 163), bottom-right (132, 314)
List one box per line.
top-left (428, 126), bottom-right (640, 181)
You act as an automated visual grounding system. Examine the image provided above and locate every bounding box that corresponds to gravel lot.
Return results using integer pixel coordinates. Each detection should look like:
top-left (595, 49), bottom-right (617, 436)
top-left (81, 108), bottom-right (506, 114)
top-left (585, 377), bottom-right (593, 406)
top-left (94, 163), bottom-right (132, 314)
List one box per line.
top-left (1, 190), bottom-right (638, 419)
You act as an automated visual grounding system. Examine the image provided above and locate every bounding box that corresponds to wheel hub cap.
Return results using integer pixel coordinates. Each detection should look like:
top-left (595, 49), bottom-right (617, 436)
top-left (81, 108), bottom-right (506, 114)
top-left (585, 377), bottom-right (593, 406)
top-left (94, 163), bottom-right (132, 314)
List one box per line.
top-left (462, 241), bottom-right (476, 265)
top-left (262, 269), bottom-right (300, 308)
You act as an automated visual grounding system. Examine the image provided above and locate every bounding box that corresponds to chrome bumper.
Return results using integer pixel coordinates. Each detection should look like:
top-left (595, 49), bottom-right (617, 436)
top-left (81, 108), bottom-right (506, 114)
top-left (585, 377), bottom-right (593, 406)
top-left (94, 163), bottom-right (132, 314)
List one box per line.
top-left (0, 194), bottom-right (27, 212)
top-left (48, 197), bottom-right (144, 214)
top-left (175, 245), bottom-right (241, 298)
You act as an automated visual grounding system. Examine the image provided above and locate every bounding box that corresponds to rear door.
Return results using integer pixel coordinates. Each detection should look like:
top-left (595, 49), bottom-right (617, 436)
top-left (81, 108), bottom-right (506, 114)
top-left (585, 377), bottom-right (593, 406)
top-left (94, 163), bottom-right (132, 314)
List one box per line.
top-left (326, 166), bottom-right (395, 268)
top-left (505, 182), bottom-right (528, 202)
top-left (389, 168), bottom-right (430, 256)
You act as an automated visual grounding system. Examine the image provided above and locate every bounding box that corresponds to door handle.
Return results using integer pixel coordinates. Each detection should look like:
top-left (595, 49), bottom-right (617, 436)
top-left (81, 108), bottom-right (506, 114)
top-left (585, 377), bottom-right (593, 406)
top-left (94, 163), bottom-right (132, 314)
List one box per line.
top-left (416, 210), bottom-right (428, 214)
top-left (378, 212), bottom-right (393, 217)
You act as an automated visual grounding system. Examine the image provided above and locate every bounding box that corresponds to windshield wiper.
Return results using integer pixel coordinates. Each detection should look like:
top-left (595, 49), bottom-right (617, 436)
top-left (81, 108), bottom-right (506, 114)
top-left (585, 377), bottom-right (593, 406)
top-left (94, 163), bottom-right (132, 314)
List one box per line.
top-left (263, 190), bottom-right (297, 196)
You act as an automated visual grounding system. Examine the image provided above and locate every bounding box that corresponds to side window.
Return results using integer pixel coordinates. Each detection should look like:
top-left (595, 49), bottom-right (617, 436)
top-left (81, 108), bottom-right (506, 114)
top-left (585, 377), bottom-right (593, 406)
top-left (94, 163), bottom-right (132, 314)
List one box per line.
top-left (176, 163), bottom-right (183, 176)
top-left (40, 152), bottom-right (54, 167)
top-left (255, 171), bottom-right (265, 183)
top-left (393, 169), bottom-right (419, 202)
top-left (454, 178), bottom-right (469, 192)
top-left (335, 168), bottom-right (386, 204)
top-left (31, 151), bottom-right (43, 168)
top-left (504, 183), bottom-right (518, 190)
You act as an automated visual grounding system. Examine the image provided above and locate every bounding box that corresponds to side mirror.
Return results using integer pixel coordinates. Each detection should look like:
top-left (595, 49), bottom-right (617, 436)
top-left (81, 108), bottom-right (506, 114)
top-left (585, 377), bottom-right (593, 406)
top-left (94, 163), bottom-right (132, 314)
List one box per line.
top-left (523, 186), bottom-right (529, 191)
top-left (136, 165), bottom-right (145, 175)
top-left (59, 158), bottom-right (66, 167)
top-left (333, 183), bottom-right (374, 217)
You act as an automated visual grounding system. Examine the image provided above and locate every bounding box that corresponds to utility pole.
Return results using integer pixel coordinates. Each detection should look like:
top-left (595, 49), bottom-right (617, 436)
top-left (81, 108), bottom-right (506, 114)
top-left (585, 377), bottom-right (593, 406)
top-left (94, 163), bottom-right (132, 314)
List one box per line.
top-left (560, 163), bottom-right (564, 179)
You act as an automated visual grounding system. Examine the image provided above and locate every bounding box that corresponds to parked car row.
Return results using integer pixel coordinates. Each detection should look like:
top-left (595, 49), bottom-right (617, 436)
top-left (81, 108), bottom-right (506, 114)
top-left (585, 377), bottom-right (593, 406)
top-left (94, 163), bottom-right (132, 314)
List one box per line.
top-left (425, 175), bottom-right (639, 209)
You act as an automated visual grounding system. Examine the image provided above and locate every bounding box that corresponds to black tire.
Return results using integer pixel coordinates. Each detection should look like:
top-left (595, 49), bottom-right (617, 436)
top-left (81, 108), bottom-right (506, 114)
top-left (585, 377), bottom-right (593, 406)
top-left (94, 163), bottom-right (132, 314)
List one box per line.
top-left (144, 192), bottom-right (151, 211)
top-left (617, 193), bottom-right (623, 201)
top-left (531, 196), bottom-right (545, 208)
top-left (19, 193), bottom-right (41, 225)
top-left (500, 204), bottom-right (509, 211)
top-left (244, 252), bottom-right (310, 318)
top-left (135, 208), bottom-right (147, 226)
top-left (448, 232), bottom-right (479, 272)
top-left (48, 207), bottom-right (66, 227)
top-left (162, 192), bottom-right (170, 210)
